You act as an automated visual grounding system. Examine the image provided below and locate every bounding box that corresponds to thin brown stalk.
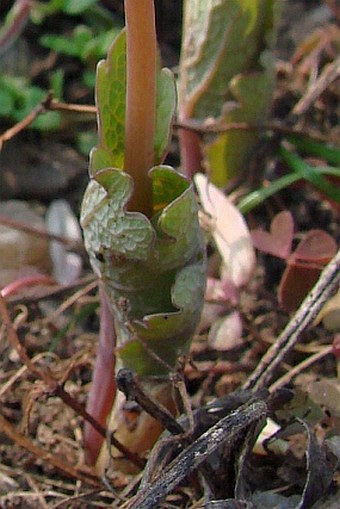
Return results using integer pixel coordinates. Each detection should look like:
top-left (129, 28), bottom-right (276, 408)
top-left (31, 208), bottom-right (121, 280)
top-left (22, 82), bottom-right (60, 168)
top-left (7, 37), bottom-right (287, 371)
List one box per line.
top-left (0, 102), bottom-right (44, 150)
top-left (0, 413), bottom-right (99, 486)
top-left (0, 293), bottom-right (145, 469)
top-left (243, 250), bottom-right (340, 391)
top-left (269, 345), bottom-right (333, 393)
top-left (47, 99), bottom-right (97, 114)
top-left (175, 119), bottom-right (329, 141)
top-left (124, 0), bottom-right (156, 217)
top-left (0, 214), bottom-right (83, 251)
top-left (0, 94), bottom-right (95, 151)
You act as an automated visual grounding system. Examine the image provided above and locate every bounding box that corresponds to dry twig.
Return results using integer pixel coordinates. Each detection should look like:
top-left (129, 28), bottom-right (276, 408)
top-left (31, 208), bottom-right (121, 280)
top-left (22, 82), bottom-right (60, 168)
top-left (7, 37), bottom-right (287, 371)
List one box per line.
top-left (0, 293), bottom-right (145, 470)
top-left (0, 413), bottom-right (99, 486)
top-left (0, 214), bottom-right (84, 253)
top-left (125, 400), bottom-right (267, 509)
top-left (243, 250), bottom-right (340, 391)
top-left (293, 56), bottom-right (340, 115)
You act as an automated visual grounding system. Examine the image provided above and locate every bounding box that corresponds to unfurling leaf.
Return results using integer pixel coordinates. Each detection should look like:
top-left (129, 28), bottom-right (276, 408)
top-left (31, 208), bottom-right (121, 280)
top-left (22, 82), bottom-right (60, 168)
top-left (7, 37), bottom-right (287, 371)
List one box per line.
top-left (80, 29), bottom-right (206, 378)
top-left (252, 217), bottom-right (337, 313)
top-left (81, 166), bottom-right (206, 376)
top-left (90, 30), bottom-right (176, 176)
top-left (81, 10), bottom-right (206, 473)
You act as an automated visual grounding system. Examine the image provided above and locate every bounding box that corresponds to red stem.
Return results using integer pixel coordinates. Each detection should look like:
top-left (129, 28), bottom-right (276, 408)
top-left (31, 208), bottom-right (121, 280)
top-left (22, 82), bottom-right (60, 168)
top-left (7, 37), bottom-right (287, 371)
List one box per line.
top-left (84, 285), bottom-right (116, 465)
top-left (1, 275), bottom-right (56, 298)
top-left (0, 0), bottom-right (31, 56)
top-left (124, 0), bottom-right (157, 217)
top-left (178, 128), bottom-right (203, 179)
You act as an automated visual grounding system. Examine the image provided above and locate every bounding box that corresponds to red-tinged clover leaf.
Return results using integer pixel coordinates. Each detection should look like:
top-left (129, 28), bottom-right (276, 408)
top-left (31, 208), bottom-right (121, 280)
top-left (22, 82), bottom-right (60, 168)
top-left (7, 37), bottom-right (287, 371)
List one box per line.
top-left (194, 173), bottom-right (255, 288)
top-left (279, 230), bottom-right (337, 312)
top-left (289, 229), bottom-right (337, 265)
top-left (80, 166), bottom-right (206, 377)
top-left (251, 211), bottom-right (294, 260)
top-left (279, 260), bottom-right (323, 313)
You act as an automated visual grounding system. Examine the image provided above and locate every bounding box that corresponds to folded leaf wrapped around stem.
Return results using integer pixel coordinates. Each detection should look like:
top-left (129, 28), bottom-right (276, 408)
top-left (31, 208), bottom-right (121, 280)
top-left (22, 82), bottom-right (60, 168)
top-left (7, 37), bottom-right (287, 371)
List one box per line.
top-left (80, 0), bottom-right (206, 473)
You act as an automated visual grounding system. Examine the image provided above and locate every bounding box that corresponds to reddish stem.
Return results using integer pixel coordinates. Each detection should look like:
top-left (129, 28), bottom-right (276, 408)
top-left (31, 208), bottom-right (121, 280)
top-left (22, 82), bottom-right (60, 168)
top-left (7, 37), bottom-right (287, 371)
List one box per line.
top-left (0, 0), bottom-right (31, 56)
top-left (1, 275), bottom-right (56, 298)
top-left (124, 0), bottom-right (157, 217)
top-left (178, 128), bottom-right (203, 179)
top-left (84, 284), bottom-right (117, 465)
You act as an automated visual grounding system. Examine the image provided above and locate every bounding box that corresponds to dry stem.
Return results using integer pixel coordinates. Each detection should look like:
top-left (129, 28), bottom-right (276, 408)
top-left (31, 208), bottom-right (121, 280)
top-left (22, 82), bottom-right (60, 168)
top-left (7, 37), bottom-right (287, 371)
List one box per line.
top-left (244, 250), bottom-right (340, 391)
top-left (0, 293), bottom-right (144, 470)
top-left (0, 413), bottom-right (99, 486)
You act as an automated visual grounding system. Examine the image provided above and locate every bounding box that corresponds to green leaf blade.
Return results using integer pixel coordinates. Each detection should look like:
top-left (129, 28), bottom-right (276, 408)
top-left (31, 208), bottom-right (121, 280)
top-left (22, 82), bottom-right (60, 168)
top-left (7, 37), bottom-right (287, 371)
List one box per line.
top-left (80, 167), bottom-right (206, 377)
top-left (90, 29), bottom-right (176, 177)
top-left (91, 29), bottom-right (127, 175)
top-left (180, 0), bottom-right (280, 186)
top-left (154, 68), bottom-right (177, 162)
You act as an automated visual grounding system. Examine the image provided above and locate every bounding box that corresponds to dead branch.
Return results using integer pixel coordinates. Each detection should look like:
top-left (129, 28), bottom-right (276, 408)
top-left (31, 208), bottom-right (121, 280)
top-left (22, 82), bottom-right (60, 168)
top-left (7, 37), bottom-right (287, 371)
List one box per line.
top-left (0, 293), bottom-right (145, 470)
top-left (0, 413), bottom-right (99, 486)
top-left (126, 400), bottom-right (267, 509)
top-left (243, 250), bottom-right (340, 391)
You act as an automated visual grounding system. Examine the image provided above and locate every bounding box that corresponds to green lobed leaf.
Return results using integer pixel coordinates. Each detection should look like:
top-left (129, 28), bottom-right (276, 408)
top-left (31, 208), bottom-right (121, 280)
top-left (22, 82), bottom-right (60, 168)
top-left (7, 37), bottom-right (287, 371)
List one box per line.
top-left (40, 26), bottom-right (93, 59)
top-left (90, 29), bottom-right (127, 173)
top-left (154, 68), bottom-right (177, 162)
top-left (0, 89), bottom-right (14, 116)
top-left (179, 0), bottom-right (280, 186)
top-left (90, 29), bottom-right (176, 176)
top-left (0, 74), bottom-right (62, 130)
top-left (205, 66), bottom-right (276, 186)
top-left (62, 0), bottom-right (97, 15)
top-left (80, 166), bottom-right (206, 377)
top-left (82, 26), bottom-right (205, 378)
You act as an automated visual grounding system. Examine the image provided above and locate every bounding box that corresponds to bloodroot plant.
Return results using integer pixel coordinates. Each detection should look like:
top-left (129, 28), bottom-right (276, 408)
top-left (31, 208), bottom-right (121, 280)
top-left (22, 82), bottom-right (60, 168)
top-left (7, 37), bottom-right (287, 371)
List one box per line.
top-left (80, 0), bottom-right (206, 474)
